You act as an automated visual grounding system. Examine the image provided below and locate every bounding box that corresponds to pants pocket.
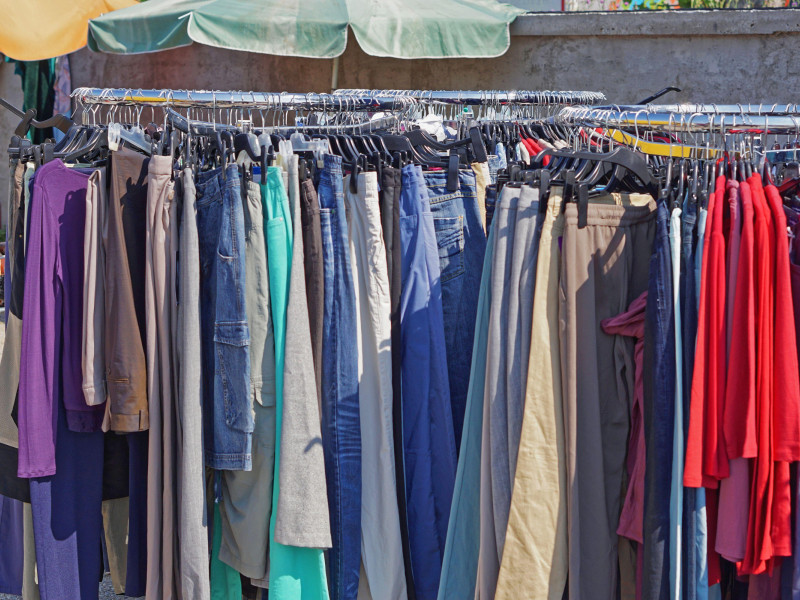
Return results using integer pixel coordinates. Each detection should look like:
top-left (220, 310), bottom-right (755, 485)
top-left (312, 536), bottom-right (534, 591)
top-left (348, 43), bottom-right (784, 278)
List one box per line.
top-left (433, 215), bottom-right (465, 282)
top-left (214, 321), bottom-right (253, 433)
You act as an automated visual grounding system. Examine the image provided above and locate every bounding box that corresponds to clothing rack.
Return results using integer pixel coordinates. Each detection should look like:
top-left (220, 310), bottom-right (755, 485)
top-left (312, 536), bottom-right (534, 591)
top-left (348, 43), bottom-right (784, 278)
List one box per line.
top-left (333, 89), bottom-right (608, 106)
top-left (71, 88), bottom-right (419, 112)
top-left (556, 104), bottom-right (800, 134)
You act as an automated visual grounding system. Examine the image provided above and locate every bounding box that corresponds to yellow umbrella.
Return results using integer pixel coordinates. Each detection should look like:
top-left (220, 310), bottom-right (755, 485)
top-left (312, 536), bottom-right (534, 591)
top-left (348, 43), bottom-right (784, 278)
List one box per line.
top-left (2, 0), bottom-right (139, 61)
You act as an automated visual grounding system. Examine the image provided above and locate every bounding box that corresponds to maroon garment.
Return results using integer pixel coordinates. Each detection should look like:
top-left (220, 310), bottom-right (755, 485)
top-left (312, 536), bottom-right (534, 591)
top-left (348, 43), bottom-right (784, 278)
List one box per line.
top-left (601, 290), bottom-right (647, 544)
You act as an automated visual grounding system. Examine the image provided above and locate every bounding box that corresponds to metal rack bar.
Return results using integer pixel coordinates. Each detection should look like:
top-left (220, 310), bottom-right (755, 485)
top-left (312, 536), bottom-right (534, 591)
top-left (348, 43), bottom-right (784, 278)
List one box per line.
top-left (335, 88), bottom-right (607, 106)
top-left (556, 105), bottom-right (800, 134)
top-left (606, 103), bottom-right (800, 115)
top-left (71, 88), bottom-right (418, 112)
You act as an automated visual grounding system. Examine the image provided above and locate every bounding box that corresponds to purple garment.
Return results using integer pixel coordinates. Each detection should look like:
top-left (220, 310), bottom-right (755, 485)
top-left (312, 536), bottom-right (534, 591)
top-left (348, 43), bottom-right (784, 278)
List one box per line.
top-left (18, 160), bottom-right (104, 478)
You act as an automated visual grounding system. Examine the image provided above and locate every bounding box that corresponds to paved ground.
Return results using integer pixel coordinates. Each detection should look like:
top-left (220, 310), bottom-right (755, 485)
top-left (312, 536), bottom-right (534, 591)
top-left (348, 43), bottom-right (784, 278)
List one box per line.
top-left (0, 573), bottom-right (143, 599)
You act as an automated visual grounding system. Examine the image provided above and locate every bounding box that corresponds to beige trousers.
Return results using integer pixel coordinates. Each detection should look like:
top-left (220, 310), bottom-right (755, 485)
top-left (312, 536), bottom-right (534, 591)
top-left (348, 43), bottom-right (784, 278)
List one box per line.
top-left (495, 191), bottom-right (567, 600)
top-left (144, 156), bottom-right (179, 600)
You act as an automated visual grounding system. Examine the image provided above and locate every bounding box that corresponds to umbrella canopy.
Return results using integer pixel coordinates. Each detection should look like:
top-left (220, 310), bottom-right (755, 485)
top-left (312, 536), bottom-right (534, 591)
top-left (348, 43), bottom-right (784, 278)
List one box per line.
top-left (87, 0), bottom-right (525, 59)
top-left (2, 0), bottom-right (139, 61)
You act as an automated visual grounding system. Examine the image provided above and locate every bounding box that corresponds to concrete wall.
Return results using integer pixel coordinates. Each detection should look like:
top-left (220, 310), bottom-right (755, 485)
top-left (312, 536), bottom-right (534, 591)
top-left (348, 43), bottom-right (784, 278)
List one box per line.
top-left (3, 9), bottom-right (800, 215)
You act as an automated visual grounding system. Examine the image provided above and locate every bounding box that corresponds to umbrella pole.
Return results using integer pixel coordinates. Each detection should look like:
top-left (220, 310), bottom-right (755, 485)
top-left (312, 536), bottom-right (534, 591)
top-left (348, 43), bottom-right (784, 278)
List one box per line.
top-left (331, 56), bottom-right (340, 92)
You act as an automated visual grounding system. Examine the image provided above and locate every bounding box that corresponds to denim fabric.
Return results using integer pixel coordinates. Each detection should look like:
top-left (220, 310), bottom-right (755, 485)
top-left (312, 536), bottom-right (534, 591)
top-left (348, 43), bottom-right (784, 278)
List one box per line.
top-left (642, 197), bottom-right (675, 600)
top-left (679, 198), bottom-right (703, 600)
top-left (485, 185), bottom-right (498, 232)
top-left (423, 169), bottom-right (487, 452)
top-left (494, 143), bottom-right (508, 170)
top-left (400, 165), bottom-right (457, 600)
top-left (195, 166), bottom-right (253, 470)
top-left (437, 218), bottom-right (496, 600)
top-left (487, 155), bottom-right (501, 185)
top-left (318, 155), bottom-right (362, 600)
top-left (669, 206), bottom-right (684, 600)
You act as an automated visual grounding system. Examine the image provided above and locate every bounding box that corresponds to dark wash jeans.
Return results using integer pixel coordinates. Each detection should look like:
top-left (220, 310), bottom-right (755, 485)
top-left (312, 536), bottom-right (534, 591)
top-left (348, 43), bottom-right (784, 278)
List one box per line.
top-left (401, 165), bottom-right (457, 600)
top-left (423, 169), bottom-right (487, 452)
top-left (318, 155), bottom-right (362, 600)
top-left (642, 197), bottom-right (676, 600)
top-left (196, 166), bottom-right (253, 471)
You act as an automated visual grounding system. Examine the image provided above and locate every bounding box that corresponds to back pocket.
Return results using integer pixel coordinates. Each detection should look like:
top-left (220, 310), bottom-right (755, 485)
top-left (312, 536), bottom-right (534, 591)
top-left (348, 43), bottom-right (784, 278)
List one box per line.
top-left (433, 216), bottom-right (465, 282)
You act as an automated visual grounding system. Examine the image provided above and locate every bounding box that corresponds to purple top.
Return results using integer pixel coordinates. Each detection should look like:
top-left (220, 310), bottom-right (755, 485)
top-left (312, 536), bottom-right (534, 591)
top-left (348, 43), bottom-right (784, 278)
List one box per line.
top-left (18, 160), bottom-right (104, 478)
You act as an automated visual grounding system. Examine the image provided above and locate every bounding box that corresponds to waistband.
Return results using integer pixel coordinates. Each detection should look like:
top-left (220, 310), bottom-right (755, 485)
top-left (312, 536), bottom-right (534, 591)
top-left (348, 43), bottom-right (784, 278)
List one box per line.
top-left (517, 183), bottom-right (540, 211)
top-left (563, 193), bottom-right (656, 227)
top-left (401, 163), bottom-right (425, 188)
top-left (148, 154), bottom-right (173, 177)
top-left (195, 165), bottom-right (241, 205)
top-left (497, 183), bottom-right (521, 212)
top-left (423, 168), bottom-right (477, 192)
top-left (382, 165), bottom-right (402, 189)
top-left (347, 171), bottom-right (379, 199)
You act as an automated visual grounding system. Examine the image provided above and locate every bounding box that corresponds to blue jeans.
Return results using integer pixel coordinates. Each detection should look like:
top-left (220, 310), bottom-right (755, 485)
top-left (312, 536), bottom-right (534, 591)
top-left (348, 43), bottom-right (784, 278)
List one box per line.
top-left (318, 155), bottom-right (361, 600)
top-left (400, 165), bottom-right (457, 600)
top-left (487, 155), bottom-right (501, 184)
top-left (423, 169), bottom-right (487, 452)
top-left (195, 166), bottom-right (253, 471)
top-left (642, 197), bottom-right (675, 600)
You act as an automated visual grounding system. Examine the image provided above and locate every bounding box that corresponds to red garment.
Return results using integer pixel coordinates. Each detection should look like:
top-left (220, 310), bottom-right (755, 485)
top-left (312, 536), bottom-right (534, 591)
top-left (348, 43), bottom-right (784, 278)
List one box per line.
top-left (521, 137), bottom-right (551, 167)
top-left (764, 183), bottom-right (800, 461)
top-left (685, 175), bottom-right (730, 488)
top-left (741, 174), bottom-right (777, 575)
top-left (601, 291), bottom-right (647, 545)
top-left (724, 180), bottom-right (757, 458)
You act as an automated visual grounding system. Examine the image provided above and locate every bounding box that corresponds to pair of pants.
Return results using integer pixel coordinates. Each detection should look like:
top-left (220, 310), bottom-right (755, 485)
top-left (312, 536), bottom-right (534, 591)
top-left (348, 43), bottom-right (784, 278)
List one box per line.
top-left (264, 165), bottom-right (329, 600)
top-left (196, 166), bottom-right (253, 471)
top-left (400, 165), bottom-right (457, 600)
top-left (318, 156), bottom-right (361, 600)
top-left (560, 194), bottom-right (656, 600)
top-left (145, 155), bottom-right (180, 600)
top-left (274, 154), bottom-right (330, 549)
top-left (438, 201), bottom-right (497, 600)
top-left (106, 148), bottom-right (150, 432)
top-left (495, 191), bottom-right (567, 600)
top-left (171, 168), bottom-right (211, 599)
top-left (301, 178), bottom-right (324, 410)
top-left (0, 161), bottom-right (26, 449)
top-left (30, 394), bottom-right (104, 600)
top-left (379, 166), bottom-right (415, 599)
top-left (219, 179), bottom-right (276, 580)
top-left (477, 184), bottom-right (541, 599)
top-left (642, 198), bottom-right (676, 600)
top-left (423, 169), bottom-right (487, 452)
top-left (344, 172), bottom-right (407, 599)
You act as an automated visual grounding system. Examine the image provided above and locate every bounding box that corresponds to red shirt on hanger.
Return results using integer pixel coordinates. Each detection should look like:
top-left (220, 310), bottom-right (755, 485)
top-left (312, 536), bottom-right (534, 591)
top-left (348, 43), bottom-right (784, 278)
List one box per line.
top-left (685, 175), bottom-right (730, 488)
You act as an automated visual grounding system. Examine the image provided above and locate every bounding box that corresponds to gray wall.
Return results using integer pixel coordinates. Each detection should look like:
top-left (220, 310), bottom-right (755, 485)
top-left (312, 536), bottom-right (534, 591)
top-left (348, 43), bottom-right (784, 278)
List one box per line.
top-left (66, 10), bottom-right (800, 104)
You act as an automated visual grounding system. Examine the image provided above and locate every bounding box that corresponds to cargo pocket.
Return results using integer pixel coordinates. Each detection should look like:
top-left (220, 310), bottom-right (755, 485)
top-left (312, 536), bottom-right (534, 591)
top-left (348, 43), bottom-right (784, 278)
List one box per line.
top-left (214, 321), bottom-right (253, 433)
top-left (433, 215), bottom-right (465, 282)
